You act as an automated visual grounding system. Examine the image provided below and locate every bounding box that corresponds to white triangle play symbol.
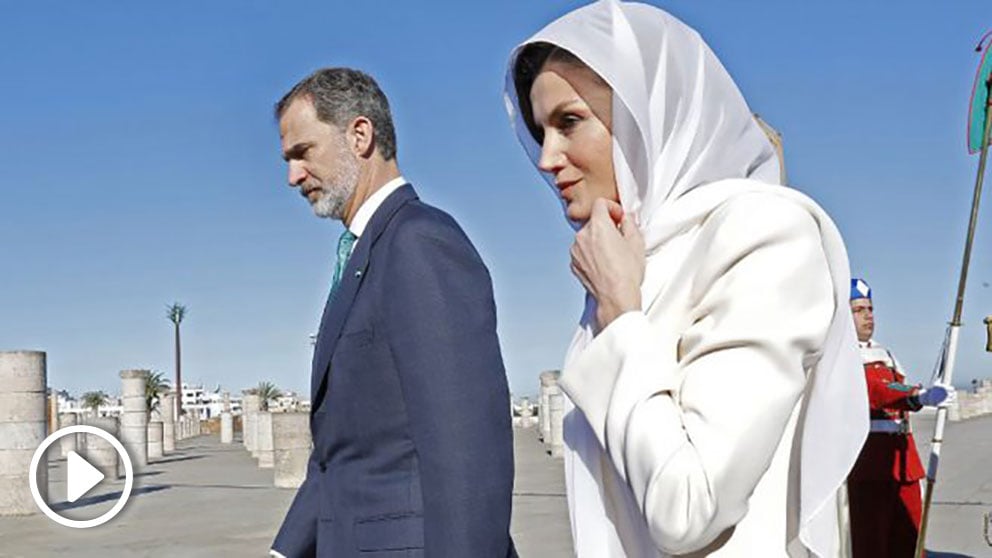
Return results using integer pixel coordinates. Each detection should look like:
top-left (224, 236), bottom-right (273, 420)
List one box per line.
top-left (67, 451), bottom-right (105, 503)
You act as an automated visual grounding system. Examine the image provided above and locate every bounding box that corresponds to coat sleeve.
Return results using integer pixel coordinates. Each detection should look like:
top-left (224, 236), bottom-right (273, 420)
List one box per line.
top-left (379, 212), bottom-right (515, 557)
top-left (559, 195), bottom-right (835, 554)
top-left (864, 371), bottom-right (921, 412)
top-left (271, 452), bottom-right (320, 557)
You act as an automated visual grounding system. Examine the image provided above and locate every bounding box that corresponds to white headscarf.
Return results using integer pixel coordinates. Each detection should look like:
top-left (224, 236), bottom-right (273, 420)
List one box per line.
top-left (504, 1), bottom-right (868, 556)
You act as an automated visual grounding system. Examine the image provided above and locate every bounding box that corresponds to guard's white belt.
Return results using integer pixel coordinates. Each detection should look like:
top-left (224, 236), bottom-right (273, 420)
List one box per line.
top-left (870, 419), bottom-right (907, 434)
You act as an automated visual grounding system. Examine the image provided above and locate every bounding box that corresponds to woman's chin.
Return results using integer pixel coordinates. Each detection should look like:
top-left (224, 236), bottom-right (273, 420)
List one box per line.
top-left (565, 203), bottom-right (591, 223)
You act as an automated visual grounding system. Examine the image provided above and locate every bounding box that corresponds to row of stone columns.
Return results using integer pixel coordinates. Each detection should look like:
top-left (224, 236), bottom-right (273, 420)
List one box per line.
top-left (0, 354), bottom-right (209, 517)
top-left (238, 395), bottom-right (310, 489)
top-left (176, 412), bottom-right (202, 440)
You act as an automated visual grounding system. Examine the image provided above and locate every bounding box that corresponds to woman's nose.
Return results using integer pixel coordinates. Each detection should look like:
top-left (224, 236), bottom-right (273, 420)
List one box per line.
top-left (537, 135), bottom-right (566, 174)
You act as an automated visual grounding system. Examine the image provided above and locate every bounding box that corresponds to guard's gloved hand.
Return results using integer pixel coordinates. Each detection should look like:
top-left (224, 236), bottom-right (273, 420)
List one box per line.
top-left (917, 385), bottom-right (949, 407)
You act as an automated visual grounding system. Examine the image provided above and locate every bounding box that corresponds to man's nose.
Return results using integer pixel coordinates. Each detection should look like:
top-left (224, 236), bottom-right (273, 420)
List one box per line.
top-left (288, 164), bottom-right (307, 187)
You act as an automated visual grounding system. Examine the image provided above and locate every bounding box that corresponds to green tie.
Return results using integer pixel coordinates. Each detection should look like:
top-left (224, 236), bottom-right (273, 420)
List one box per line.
top-left (330, 229), bottom-right (358, 297)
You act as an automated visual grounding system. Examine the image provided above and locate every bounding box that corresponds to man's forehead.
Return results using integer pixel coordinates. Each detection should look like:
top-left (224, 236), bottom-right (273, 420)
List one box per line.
top-left (850, 299), bottom-right (872, 309)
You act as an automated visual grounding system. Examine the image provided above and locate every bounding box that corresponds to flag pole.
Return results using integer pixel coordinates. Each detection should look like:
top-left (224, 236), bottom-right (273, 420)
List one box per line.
top-left (915, 65), bottom-right (992, 558)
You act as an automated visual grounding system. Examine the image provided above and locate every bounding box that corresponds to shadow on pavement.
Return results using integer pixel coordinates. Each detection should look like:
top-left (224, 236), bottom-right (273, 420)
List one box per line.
top-left (151, 454), bottom-right (205, 465)
top-left (50, 485), bottom-right (171, 511)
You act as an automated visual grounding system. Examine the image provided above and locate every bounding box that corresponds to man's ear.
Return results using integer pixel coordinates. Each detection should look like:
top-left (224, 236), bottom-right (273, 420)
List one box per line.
top-left (348, 116), bottom-right (376, 159)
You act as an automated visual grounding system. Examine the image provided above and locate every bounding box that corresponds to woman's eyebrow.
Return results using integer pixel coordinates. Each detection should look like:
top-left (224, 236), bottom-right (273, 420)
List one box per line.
top-left (543, 99), bottom-right (583, 125)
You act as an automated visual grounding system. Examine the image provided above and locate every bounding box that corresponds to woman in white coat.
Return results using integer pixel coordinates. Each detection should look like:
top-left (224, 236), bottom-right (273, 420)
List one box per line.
top-left (503, 2), bottom-right (868, 556)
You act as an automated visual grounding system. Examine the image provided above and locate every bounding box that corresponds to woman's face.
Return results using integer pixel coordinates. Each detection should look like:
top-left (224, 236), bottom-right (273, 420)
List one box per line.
top-left (529, 60), bottom-right (618, 223)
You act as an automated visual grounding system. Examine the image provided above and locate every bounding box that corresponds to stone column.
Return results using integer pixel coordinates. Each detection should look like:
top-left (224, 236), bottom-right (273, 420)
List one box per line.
top-left (242, 393), bottom-right (261, 455)
top-left (549, 391), bottom-right (565, 458)
top-left (272, 412), bottom-right (310, 488)
top-left (220, 391), bottom-right (233, 443)
top-left (147, 421), bottom-right (164, 460)
top-left (83, 417), bottom-right (119, 479)
top-left (256, 411), bottom-right (274, 468)
top-left (221, 412), bottom-right (233, 444)
top-left (119, 369), bottom-right (149, 469)
top-left (0, 351), bottom-right (48, 515)
top-left (161, 392), bottom-right (176, 453)
top-left (47, 392), bottom-right (58, 435)
top-left (59, 413), bottom-right (78, 457)
top-left (539, 371), bottom-right (559, 442)
top-left (517, 397), bottom-right (535, 428)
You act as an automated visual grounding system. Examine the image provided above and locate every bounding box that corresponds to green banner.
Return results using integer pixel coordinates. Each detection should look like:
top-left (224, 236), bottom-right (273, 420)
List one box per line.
top-left (968, 42), bottom-right (992, 154)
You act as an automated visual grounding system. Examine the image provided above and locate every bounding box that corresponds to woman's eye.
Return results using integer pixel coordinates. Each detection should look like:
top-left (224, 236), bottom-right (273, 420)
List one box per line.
top-left (559, 114), bottom-right (581, 132)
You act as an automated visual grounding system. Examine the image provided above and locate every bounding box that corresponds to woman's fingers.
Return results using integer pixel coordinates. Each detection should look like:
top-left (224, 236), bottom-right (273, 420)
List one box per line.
top-left (591, 197), bottom-right (624, 227)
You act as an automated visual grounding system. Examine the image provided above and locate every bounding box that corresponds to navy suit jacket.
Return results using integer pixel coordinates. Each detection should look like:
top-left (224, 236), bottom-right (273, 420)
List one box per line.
top-left (272, 185), bottom-right (516, 557)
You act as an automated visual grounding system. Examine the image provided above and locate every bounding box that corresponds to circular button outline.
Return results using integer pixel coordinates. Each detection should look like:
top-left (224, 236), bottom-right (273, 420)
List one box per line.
top-left (29, 424), bottom-right (135, 529)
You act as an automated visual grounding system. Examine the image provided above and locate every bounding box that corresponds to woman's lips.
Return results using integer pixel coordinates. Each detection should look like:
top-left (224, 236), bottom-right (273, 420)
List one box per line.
top-left (557, 179), bottom-right (579, 200)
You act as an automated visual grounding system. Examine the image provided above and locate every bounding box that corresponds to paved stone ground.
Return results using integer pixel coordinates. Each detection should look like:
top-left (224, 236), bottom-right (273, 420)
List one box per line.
top-left (0, 417), bottom-right (989, 557)
top-left (0, 429), bottom-right (571, 558)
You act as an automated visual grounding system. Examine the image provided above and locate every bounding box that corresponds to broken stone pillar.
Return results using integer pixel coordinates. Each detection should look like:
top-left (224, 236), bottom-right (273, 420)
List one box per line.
top-left (539, 371), bottom-right (559, 442)
top-left (221, 412), bottom-right (233, 444)
top-left (161, 392), bottom-right (176, 453)
top-left (516, 397), bottom-right (536, 428)
top-left (549, 391), bottom-right (565, 458)
top-left (119, 369), bottom-right (149, 469)
top-left (256, 411), bottom-right (274, 469)
top-left (147, 421), bottom-right (164, 461)
top-left (242, 393), bottom-right (261, 455)
top-left (83, 416), bottom-right (120, 479)
top-left (0, 351), bottom-right (48, 515)
top-left (59, 413), bottom-right (78, 457)
top-left (272, 412), bottom-right (310, 488)
top-left (220, 391), bottom-right (233, 443)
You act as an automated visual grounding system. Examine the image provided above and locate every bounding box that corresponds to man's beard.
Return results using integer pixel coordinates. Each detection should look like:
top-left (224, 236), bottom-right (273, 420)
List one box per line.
top-left (310, 156), bottom-right (359, 220)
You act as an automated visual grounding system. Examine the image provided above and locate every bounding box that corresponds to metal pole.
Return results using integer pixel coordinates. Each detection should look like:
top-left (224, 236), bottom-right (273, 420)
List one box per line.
top-left (915, 74), bottom-right (992, 558)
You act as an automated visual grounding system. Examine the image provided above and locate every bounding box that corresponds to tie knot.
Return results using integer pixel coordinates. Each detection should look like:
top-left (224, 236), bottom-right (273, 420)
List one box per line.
top-left (337, 230), bottom-right (357, 260)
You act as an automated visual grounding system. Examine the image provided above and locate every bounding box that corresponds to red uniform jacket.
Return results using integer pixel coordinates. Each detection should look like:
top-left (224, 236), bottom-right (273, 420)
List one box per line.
top-left (849, 359), bottom-right (926, 483)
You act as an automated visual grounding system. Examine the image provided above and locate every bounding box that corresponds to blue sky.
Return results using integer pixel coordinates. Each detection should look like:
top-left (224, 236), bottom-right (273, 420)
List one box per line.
top-left (2, 1), bottom-right (991, 398)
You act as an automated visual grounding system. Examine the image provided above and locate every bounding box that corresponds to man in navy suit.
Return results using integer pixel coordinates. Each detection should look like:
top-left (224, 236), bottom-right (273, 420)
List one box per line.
top-left (269, 68), bottom-right (516, 557)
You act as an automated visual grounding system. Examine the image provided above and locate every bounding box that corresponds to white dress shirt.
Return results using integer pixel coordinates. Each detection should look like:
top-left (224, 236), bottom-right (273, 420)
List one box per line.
top-left (347, 175), bottom-right (408, 250)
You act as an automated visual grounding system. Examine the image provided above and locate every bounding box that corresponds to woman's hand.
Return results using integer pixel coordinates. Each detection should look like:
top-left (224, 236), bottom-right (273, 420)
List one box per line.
top-left (570, 198), bottom-right (646, 330)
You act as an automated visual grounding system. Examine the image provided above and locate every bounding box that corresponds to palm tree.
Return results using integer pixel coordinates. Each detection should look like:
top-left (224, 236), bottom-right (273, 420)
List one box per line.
top-left (255, 381), bottom-right (283, 412)
top-left (166, 302), bottom-right (187, 418)
top-left (81, 391), bottom-right (109, 418)
top-left (145, 371), bottom-right (168, 416)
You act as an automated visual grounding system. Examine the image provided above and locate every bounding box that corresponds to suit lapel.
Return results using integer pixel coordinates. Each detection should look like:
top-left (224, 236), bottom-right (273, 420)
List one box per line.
top-left (310, 184), bottom-right (418, 407)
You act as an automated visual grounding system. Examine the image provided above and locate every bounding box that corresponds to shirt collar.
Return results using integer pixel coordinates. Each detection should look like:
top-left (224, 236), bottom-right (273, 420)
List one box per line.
top-left (347, 176), bottom-right (407, 239)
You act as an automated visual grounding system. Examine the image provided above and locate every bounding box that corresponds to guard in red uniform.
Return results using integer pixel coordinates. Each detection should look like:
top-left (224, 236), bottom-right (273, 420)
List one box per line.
top-left (847, 278), bottom-right (948, 557)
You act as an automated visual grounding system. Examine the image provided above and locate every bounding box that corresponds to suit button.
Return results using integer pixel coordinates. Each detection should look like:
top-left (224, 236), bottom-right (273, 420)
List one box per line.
top-left (319, 463), bottom-right (327, 473)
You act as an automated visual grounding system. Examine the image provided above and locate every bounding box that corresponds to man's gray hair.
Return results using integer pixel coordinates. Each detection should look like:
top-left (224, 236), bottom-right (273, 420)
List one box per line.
top-left (275, 68), bottom-right (397, 161)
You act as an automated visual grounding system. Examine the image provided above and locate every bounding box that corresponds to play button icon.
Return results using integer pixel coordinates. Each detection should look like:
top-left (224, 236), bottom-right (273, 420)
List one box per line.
top-left (66, 451), bottom-right (105, 503)
top-left (29, 425), bottom-right (134, 528)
